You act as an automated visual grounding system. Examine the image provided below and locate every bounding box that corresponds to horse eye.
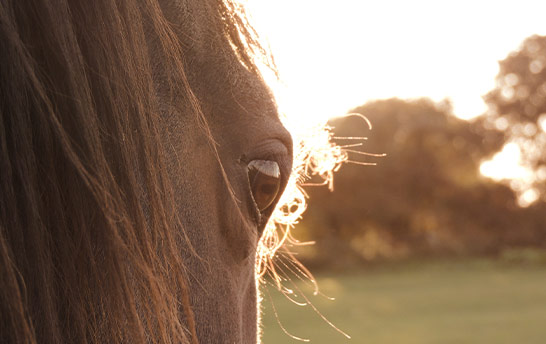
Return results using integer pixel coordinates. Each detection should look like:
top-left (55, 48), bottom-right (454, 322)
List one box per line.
top-left (248, 160), bottom-right (281, 212)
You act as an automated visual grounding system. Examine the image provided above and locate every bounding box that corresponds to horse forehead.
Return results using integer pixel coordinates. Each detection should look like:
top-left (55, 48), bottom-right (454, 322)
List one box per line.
top-left (158, 0), bottom-right (274, 111)
top-left (159, 0), bottom-right (226, 54)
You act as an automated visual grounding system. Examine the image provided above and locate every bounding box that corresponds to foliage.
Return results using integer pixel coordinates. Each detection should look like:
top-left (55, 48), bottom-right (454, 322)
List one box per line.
top-left (294, 98), bottom-right (546, 266)
top-left (483, 34), bottom-right (546, 198)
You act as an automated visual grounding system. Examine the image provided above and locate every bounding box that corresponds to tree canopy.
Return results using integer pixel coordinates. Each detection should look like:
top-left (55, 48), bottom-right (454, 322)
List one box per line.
top-left (295, 98), bottom-right (546, 267)
top-left (483, 34), bottom-right (546, 199)
top-left (292, 34), bottom-right (546, 267)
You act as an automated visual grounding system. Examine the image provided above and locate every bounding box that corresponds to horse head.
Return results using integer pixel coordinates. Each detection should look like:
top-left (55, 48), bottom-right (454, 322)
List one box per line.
top-left (0, 0), bottom-right (291, 342)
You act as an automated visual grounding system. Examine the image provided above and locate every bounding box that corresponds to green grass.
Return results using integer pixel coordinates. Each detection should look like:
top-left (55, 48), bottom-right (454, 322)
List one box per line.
top-left (260, 259), bottom-right (546, 343)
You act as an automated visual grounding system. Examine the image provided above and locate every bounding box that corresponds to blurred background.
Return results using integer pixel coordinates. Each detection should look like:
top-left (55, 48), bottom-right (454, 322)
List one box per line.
top-left (246, 1), bottom-right (546, 343)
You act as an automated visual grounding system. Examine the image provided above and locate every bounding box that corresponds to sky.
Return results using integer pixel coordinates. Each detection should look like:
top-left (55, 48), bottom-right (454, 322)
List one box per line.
top-left (246, 0), bottom-right (546, 203)
top-left (247, 0), bottom-right (546, 121)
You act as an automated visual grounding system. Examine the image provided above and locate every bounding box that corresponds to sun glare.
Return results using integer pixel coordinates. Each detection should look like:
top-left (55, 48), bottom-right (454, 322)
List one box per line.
top-left (246, 0), bottom-right (546, 122)
top-left (480, 143), bottom-right (533, 181)
top-left (244, 0), bottom-right (546, 209)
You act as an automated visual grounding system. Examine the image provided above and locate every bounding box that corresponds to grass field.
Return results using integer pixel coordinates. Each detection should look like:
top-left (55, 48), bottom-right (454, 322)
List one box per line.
top-left (260, 259), bottom-right (546, 343)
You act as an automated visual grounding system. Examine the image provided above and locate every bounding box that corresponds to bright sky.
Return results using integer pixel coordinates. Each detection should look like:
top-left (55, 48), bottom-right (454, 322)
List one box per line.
top-left (247, 0), bottom-right (546, 121)
top-left (246, 0), bottom-right (546, 203)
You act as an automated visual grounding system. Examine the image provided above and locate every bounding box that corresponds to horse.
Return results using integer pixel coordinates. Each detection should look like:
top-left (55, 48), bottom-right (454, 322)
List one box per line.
top-left (0, 0), bottom-right (292, 342)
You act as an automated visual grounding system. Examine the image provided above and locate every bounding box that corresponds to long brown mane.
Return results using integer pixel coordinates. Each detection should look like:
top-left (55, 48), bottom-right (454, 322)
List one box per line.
top-left (0, 1), bottom-right (266, 343)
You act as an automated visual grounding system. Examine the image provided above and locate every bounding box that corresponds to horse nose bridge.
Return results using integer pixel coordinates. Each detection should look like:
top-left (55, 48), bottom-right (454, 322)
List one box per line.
top-left (188, 260), bottom-right (258, 343)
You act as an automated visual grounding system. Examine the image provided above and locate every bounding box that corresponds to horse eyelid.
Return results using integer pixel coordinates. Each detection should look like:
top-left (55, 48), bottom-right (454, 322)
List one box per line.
top-left (241, 139), bottom-right (289, 163)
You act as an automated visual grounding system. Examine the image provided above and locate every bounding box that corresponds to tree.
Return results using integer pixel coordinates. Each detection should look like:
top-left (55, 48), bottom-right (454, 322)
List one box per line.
top-left (295, 98), bottom-right (546, 267)
top-left (483, 34), bottom-right (546, 200)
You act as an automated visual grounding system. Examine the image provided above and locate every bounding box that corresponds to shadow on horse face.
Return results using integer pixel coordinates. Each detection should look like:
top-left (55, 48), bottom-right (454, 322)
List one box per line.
top-left (155, 1), bottom-right (293, 342)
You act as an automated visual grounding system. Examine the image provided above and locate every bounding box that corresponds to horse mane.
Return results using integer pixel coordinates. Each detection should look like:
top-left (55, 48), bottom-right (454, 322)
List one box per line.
top-left (0, 1), bottom-right (266, 343)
